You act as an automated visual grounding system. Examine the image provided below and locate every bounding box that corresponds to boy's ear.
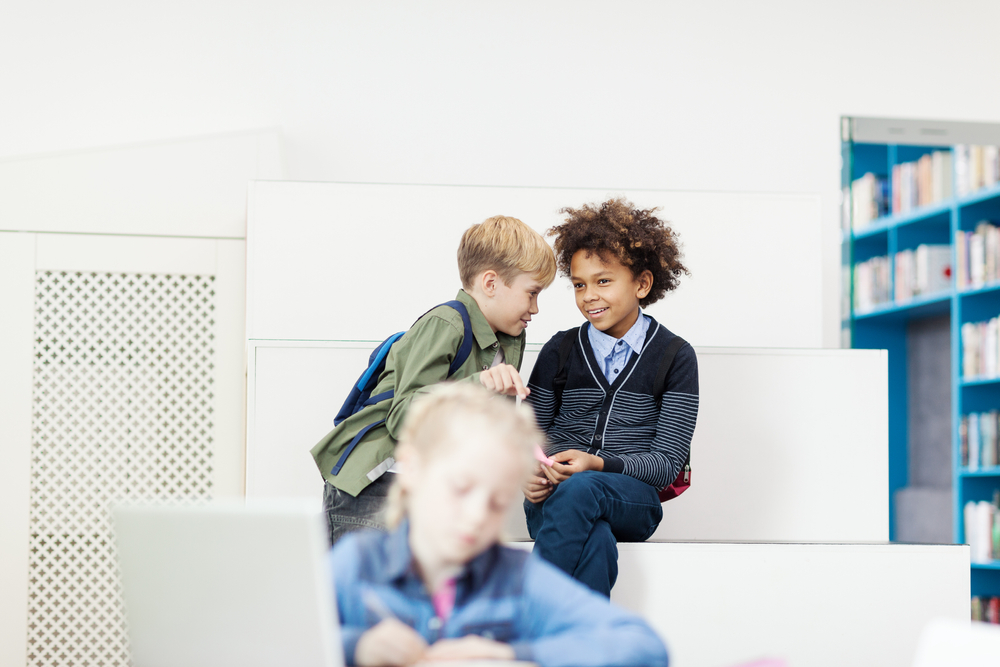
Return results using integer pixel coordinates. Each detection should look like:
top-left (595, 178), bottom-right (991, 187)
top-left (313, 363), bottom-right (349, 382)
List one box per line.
top-left (480, 269), bottom-right (500, 297)
top-left (636, 270), bottom-right (654, 299)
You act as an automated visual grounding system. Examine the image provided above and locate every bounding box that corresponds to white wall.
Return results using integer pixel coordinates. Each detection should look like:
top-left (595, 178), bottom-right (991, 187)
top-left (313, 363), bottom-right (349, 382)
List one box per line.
top-left (0, 129), bottom-right (281, 237)
top-left (610, 542), bottom-right (969, 667)
top-left (5, 1), bottom-right (1000, 346)
top-left (246, 181), bottom-right (823, 348)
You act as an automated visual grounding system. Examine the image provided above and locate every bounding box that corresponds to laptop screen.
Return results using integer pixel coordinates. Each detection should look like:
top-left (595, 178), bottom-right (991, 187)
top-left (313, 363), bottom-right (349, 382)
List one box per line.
top-left (113, 500), bottom-right (341, 667)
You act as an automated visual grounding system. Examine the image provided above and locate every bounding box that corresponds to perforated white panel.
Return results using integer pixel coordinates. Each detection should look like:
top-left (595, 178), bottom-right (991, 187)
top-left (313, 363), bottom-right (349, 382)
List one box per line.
top-left (27, 271), bottom-right (215, 667)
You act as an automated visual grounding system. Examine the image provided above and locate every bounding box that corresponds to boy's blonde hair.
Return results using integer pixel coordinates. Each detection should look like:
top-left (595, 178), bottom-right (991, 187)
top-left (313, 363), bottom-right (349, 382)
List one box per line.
top-left (457, 216), bottom-right (557, 290)
top-left (384, 383), bottom-right (540, 528)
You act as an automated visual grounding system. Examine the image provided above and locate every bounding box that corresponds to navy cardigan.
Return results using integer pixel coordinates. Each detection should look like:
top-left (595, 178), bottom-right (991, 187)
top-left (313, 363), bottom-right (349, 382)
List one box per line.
top-left (526, 317), bottom-right (699, 489)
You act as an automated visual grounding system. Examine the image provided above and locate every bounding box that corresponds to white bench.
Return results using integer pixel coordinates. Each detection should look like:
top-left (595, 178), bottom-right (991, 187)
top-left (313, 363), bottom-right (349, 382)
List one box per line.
top-left (510, 540), bottom-right (969, 667)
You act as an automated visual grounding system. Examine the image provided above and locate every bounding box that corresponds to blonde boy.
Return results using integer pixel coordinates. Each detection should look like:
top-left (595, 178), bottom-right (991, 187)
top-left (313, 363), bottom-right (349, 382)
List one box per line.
top-left (311, 216), bottom-right (556, 544)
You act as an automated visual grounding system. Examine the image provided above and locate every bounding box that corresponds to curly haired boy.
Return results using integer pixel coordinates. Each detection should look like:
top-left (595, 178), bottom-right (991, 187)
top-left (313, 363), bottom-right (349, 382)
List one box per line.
top-left (523, 197), bottom-right (700, 597)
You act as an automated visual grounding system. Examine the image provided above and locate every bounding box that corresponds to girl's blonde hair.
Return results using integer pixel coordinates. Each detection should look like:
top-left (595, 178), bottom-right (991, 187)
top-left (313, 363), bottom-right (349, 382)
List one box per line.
top-left (384, 383), bottom-right (541, 528)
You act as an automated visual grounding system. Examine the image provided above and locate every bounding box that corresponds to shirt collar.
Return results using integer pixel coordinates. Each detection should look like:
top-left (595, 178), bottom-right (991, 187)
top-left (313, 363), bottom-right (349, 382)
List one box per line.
top-left (588, 308), bottom-right (649, 359)
top-left (380, 519), bottom-right (500, 593)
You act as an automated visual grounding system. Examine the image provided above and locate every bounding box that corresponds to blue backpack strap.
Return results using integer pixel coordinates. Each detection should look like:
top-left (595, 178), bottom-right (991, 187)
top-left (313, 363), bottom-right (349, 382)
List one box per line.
top-left (330, 300), bottom-right (475, 476)
top-left (331, 419), bottom-right (385, 475)
top-left (357, 331), bottom-right (406, 391)
top-left (441, 300), bottom-right (474, 376)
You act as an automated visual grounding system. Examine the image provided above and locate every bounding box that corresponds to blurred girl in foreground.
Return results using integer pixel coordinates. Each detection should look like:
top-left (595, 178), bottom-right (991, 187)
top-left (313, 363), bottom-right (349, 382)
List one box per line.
top-left (329, 382), bottom-right (670, 667)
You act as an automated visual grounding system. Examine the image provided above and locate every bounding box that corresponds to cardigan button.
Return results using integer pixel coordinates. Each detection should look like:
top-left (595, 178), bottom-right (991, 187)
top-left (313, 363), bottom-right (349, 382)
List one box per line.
top-left (595, 434), bottom-right (602, 441)
top-left (482, 364), bottom-right (489, 371)
top-left (428, 617), bottom-right (442, 630)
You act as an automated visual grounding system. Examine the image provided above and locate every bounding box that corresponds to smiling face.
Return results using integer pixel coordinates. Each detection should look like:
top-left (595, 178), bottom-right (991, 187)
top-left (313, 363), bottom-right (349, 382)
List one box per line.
top-left (401, 421), bottom-right (526, 568)
top-left (481, 271), bottom-right (544, 336)
top-left (570, 249), bottom-right (653, 339)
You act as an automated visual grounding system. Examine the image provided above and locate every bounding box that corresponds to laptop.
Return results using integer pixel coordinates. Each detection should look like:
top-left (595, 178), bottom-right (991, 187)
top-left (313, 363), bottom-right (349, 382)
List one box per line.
top-left (113, 500), bottom-right (342, 667)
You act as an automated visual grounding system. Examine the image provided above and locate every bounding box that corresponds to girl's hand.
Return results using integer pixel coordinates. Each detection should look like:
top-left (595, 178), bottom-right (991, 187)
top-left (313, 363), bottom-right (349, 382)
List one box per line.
top-left (478, 363), bottom-right (529, 399)
top-left (541, 449), bottom-right (604, 483)
top-left (424, 635), bottom-right (516, 661)
top-left (355, 618), bottom-right (428, 666)
top-left (523, 471), bottom-right (553, 504)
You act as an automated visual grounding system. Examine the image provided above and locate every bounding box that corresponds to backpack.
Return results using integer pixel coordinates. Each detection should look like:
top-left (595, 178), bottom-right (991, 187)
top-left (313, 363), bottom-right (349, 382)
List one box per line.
top-left (329, 300), bottom-right (474, 476)
top-left (550, 327), bottom-right (691, 503)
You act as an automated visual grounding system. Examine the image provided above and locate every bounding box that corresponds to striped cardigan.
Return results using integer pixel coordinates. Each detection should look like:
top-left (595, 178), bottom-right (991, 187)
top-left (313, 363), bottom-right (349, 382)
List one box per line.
top-left (526, 318), bottom-right (699, 489)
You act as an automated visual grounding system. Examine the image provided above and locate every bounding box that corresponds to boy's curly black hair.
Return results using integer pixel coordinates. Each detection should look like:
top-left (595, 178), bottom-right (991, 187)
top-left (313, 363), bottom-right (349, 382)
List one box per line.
top-left (548, 197), bottom-right (688, 308)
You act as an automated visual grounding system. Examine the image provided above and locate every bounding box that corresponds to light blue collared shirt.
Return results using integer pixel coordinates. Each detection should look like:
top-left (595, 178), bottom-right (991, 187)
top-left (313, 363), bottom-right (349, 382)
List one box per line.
top-left (587, 309), bottom-right (650, 383)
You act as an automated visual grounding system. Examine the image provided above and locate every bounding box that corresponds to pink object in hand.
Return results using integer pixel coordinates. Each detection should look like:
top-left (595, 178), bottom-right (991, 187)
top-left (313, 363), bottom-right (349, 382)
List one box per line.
top-left (534, 445), bottom-right (555, 467)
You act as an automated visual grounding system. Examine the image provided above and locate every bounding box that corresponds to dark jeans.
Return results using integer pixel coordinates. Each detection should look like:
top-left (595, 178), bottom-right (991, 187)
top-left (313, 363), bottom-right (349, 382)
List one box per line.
top-left (322, 474), bottom-right (394, 546)
top-left (524, 471), bottom-right (662, 597)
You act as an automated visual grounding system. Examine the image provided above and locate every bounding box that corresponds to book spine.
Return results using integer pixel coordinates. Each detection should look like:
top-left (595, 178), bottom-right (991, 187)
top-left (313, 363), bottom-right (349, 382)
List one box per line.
top-left (961, 415), bottom-right (969, 468)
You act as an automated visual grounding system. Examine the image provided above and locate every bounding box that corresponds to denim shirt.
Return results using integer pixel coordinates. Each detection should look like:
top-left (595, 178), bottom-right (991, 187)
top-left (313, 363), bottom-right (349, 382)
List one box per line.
top-left (329, 522), bottom-right (670, 667)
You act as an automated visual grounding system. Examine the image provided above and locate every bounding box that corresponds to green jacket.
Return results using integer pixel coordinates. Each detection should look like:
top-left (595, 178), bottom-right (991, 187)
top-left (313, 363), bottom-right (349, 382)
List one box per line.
top-left (311, 290), bottom-right (526, 496)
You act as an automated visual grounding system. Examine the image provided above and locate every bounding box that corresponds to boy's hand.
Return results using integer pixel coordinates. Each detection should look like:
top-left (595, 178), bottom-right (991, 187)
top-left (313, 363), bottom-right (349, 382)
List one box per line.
top-left (423, 635), bottom-right (516, 661)
top-left (541, 449), bottom-right (604, 483)
top-left (478, 363), bottom-right (529, 399)
top-left (523, 468), bottom-right (553, 503)
top-left (356, 618), bottom-right (428, 666)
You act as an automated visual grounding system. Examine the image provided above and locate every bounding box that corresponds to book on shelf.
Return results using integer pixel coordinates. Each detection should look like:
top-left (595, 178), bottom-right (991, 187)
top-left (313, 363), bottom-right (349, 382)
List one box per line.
top-left (955, 145), bottom-right (1000, 197)
top-left (972, 596), bottom-right (1000, 624)
top-left (893, 244), bottom-right (952, 303)
top-left (962, 317), bottom-right (1000, 379)
top-left (962, 412), bottom-right (1000, 470)
top-left (956, 221), bottom-right (1000, 289)
top-left (851, 172), bottom-right (889, 229)
top-left (853, 255), bottom-right (891, 312)
top-left (964, 493), bottom-right (1000, 564)
top-left (891, 151), bottom-right (952, 215)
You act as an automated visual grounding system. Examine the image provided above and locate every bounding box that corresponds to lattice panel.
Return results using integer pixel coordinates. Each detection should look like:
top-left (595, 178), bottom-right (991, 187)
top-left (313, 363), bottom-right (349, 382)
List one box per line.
top-left (27, 271), bottom-right (216, 667)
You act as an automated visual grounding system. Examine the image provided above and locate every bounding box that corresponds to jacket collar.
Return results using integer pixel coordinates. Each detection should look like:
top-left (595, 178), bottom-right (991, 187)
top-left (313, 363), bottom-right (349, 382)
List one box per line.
top-left (456, 289), bottom-right (523, 353)
top-left (380, 519), bottom-right (500, 593)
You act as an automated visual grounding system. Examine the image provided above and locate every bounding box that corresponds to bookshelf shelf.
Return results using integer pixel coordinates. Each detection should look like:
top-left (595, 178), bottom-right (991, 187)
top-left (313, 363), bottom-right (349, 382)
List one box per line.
top-left (961, 377), bottom-right (1000, 388)
top-left (959, 281), bottom-right (1000, 298)
top-left (852, 292), bottom-right (951, 322)
top-left (962, 468), bottom-right (1000, 477)
top-left (852, 202), bottom-right (952, 238)
top-left (842, 117), bottom-right (1000, 600)
top-left (971, 561), bottom-right (1000, 571)
top-left (958, 182), bottom-right (1000, 209)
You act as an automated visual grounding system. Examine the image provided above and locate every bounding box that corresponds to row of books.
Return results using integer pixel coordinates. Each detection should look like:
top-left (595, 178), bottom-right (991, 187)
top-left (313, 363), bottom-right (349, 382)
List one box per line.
top-left (853, 256), bottom-right (891, 312)
top-left (972, 596), bottom-right (1000, 623)
top-left (955, 145), bottom-right (1000, 198)
top-left (961, 412), bottom-right (1000, 470)
top-left (893, 244), bottom-right (951, 303)
top-left (849, 145), bottom-right (1000, 229)
top-left (891, 151), bottom-right (952, 215)
top-left (961, 318), bottom-right (1000, 380)
top-left (956, 222), bottom-right (1000, 289)
top-left (851, 173), bottom-right (889, 229)
top-left (964, 494), bottom-right (1000, 564)
top-left (853, 245), bottom-right (952, 312)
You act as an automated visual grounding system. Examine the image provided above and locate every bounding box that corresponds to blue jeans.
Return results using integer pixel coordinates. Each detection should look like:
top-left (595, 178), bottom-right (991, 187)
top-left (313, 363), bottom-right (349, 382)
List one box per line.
top-left (322, 474), bottom-right (394, 546)
top-left (524, 471), bottom-right (662, 597)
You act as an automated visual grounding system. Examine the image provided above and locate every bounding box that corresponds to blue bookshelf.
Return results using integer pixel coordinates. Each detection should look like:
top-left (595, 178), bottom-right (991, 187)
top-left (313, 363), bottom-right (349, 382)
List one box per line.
top-left (842, 117), bottom-right (1000, 601)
